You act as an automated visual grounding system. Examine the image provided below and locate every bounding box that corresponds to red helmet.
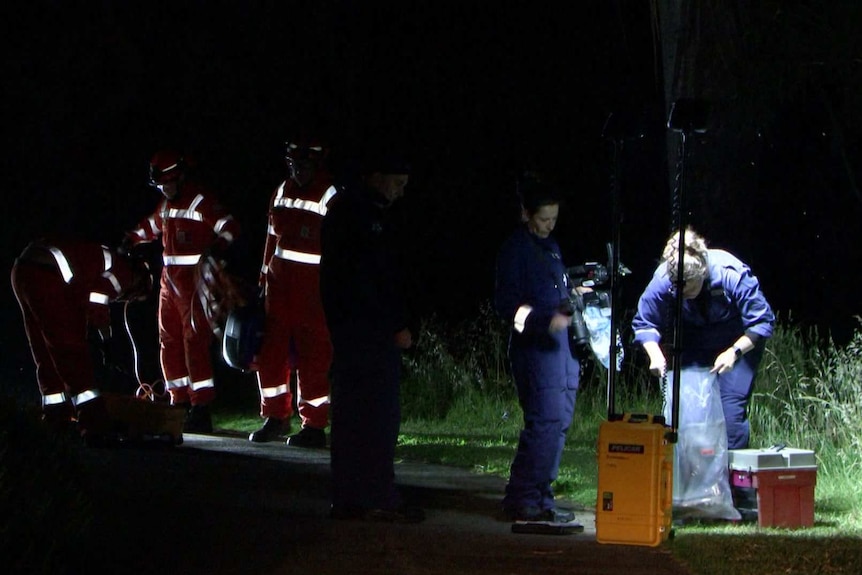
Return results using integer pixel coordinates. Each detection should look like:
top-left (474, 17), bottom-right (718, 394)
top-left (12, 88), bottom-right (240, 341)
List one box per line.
top-left (149, 149), bottom-right (185, 186)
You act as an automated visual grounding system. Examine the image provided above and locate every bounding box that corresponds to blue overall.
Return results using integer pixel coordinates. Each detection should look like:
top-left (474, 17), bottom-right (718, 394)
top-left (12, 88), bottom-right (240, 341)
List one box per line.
top-left (494, 226), bottom-right (579, 515)
top-left (632, 249), bottom-right (775, 449)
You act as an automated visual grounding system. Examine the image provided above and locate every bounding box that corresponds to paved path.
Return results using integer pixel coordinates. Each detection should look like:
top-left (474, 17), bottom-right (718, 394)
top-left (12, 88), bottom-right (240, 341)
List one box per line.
top-left (77, 433), bottom-right (692, 575)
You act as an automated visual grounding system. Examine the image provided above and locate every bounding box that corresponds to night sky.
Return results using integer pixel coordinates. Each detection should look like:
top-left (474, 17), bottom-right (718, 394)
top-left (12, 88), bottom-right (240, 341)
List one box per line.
top-left (3, 2), bottom-right (861, 391)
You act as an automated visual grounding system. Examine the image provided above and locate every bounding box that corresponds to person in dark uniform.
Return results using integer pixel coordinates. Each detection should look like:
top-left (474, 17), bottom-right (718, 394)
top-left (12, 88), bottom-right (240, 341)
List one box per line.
top-left (319, 145), bottom-right (423, 523)
top-left (494, 179), bottom-right (583, 523)
top-left (631, 227), bottom-right (775, 449)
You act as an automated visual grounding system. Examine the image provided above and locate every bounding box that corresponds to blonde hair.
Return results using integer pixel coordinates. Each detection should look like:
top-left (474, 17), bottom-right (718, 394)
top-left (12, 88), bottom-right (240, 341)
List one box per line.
top-left (662, 227), bottom-right (708, 281)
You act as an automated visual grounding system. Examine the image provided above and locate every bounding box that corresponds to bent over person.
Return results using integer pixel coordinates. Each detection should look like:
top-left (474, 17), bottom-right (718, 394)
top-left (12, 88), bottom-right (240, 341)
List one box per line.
top-left (631, 227), bottom-right (775, 449)
top-left (494, 179), bottom-right (581, 524)
top-left (250, 139), bottom-right (336, 447)
top-left (124, 149), bottom-right (240, 433)
top-left (11, 238), bottom-right (150, 444)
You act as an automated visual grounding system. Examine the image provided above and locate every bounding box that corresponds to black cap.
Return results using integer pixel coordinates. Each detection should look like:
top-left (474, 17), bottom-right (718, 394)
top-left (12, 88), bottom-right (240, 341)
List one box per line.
top-left (363, 145), bottom-right (412, 175)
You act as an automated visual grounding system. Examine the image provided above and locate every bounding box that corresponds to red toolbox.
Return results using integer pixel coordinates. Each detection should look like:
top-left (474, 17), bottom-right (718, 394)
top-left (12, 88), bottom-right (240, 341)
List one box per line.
top-left (728, 447), bottom-right (817, 528)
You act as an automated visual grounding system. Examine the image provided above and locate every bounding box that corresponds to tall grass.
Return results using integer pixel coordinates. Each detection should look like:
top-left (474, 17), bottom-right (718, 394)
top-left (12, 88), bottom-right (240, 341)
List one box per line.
top-left (749, 315), bottom-right (862, 522)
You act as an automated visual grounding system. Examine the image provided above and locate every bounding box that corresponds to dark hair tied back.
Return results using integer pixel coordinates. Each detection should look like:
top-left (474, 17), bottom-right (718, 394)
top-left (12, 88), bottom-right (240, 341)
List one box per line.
top-left (517, 176), bottom-right (561, 216)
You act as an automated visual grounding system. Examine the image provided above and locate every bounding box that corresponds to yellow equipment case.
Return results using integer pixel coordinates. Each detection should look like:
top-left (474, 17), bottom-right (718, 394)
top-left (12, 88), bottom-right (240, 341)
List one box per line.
top-left (595, 412), bottom-right (674, 546)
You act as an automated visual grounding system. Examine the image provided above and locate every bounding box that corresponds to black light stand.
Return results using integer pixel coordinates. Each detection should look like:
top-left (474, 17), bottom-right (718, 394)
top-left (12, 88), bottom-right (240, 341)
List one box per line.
top-left (600, 111), bottom-right (643, 419)
top-left (665, 98), bottom-right (709, 437)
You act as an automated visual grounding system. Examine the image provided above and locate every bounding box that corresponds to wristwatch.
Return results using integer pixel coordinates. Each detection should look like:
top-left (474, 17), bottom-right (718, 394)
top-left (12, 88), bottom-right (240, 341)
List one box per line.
top-left (733, 346), bottom-right (743, 360)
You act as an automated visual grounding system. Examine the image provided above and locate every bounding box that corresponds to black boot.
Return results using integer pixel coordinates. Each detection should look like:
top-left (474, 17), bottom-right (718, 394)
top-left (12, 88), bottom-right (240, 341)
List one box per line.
top-left (248, 417), bottom-right (288, 443)
top-left (76, 396), bottom-right (119, 447)
top-left (184, 404), bottom-right (213, 434)
top-left (42, 403), bottom-right (77, 437)
top-left (286, 426), bottom-right (326, 448)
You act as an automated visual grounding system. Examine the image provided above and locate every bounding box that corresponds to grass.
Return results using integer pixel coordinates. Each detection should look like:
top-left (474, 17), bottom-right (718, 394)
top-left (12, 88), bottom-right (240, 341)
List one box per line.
top-left (6, 306), bottom-right (861, 574)
top-left (384, 310), bottom-right (862, 574)
top-left (211, 311), bottom-right (862, 575)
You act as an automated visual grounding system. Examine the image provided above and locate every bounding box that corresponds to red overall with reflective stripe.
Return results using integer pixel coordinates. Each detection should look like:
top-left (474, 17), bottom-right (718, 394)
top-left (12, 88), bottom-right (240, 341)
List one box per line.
top-left (256, 175), bottom-right (335, 427)
top-left (11, 239), bottom-right (135, 430)
top-left (128, 180), bottom-right (240, 406)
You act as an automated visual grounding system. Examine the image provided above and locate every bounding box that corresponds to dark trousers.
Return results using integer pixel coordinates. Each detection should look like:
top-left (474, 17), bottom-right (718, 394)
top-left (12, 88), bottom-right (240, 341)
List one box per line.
top-left (504, 343), bottom-right (578, 512)
top-left (329, 328), bottom-right (402, 510)
top-left (717, 345), bottom-right (763, 450)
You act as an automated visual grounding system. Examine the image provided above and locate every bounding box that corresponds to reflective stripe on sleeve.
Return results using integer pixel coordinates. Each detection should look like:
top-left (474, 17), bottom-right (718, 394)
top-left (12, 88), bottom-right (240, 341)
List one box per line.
top-left (102, 270), bottom-right (122, 294)
top-left (147, 216), bottom-right (160, 235)
top-left (101, 247), bottom-right (113, 271)
top-left (513, 305), bottom-right (533, 334)
top-left (48, 247), bottom-right (74, 283)
top-left (89, 292), bottom-right (110, 305)
top-left (214, 215), bottom-right (235, 235)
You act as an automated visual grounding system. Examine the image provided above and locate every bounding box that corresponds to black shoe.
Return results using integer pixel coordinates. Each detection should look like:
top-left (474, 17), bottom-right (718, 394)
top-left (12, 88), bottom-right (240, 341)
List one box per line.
top-left (330, 504), bottom-right (425, 524)
top-left (286, 426), bottom-right (326, 448)
top-left (248, 417), bottom-right (288, 443)
top-left (80, 430), bottom-right (123, 448)
top-left (184, 404), bottom-right (213, 434)
top-left (505, 506), bottom-right (576, 524)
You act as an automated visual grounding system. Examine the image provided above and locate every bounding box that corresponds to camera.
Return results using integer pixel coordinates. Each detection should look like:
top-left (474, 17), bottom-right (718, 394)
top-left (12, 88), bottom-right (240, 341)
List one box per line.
top-left (564, 247), bottom-right (631, 368)
top-left (567, 262), bottom-right (609, 288)
top-left (565, 261), bottom-right (621, 348)
top-left (565, 263), bottom-right (609, 348)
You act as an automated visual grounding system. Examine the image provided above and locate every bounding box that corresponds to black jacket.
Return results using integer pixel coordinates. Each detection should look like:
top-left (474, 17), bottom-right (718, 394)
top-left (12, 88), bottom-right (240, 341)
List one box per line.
top-left (319, 183), bottom-right (408, 343)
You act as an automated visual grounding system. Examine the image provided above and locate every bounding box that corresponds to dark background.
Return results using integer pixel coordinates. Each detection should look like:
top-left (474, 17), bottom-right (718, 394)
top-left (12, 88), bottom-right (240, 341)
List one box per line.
top-left (3, 2), bottom-right (860, 399)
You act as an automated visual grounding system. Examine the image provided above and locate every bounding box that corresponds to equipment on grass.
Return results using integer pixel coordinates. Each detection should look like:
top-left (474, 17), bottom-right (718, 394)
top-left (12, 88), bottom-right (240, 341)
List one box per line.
top-left (596, 413), bottom-right (674, 546)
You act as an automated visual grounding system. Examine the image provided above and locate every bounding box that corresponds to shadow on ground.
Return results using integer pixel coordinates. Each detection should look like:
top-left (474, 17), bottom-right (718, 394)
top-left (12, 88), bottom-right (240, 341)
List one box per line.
top-left (68, 433), bottom-right (691, 575)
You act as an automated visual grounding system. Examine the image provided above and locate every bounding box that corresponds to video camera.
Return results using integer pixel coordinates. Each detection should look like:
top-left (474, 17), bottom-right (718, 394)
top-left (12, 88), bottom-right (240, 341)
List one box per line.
top-left (565, 264), bottom-right (608, 348)
top-left (565, 259), bottom-right (628, 348)
top-left (567, 262), bottom-right (610, 288)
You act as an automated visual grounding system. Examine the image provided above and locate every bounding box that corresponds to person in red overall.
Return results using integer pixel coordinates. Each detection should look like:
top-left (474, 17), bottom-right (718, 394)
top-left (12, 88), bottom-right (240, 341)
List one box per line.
top-left (249, 140), bottom-right (336, 448)
top-left (125, 149), bottom-right (240, 433)
top-left (11, 238), bottom-right (151, 445)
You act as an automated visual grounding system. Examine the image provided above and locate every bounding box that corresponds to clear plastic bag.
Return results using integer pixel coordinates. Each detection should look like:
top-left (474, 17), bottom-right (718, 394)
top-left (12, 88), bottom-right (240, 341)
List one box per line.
top-left (664, 367), bottom-right (740, 521)
top-left (583, 301), bottom-right (622, 371)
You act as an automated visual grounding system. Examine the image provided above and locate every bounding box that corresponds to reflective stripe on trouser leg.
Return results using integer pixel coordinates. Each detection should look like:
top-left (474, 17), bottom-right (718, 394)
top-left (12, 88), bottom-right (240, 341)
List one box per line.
top-left (256, 377), bottom-right (293, 420)
top-left (165, 375), bottom-right (191, 405)
top-left (189, 377), bottom-right (216, 406)
top-left (42, 392), bottom-right (69, 406)
top-left (71, 389), bottom-right (101, 406)
top-left (296, 393), bottom-right (331, 429)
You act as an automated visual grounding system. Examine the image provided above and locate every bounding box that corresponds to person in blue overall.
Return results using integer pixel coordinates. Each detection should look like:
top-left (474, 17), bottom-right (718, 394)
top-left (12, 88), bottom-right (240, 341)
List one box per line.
top-left (319, 145), bottom-right (423, 523)
top-left (632, 227), bottom-right (775, 449)
top-left (494, 179), bottom-right (582, 523)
